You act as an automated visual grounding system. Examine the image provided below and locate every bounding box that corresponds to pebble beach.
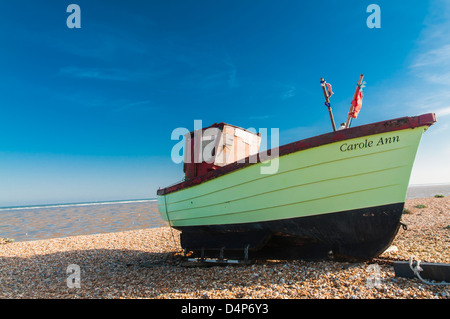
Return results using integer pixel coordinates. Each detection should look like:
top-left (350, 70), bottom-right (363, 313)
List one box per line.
top-left (0, 196), bottom-right (448, 299)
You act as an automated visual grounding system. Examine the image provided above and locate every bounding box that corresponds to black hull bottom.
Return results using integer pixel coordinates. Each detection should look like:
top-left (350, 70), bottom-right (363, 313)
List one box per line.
top-left (174, 203), bottom-right (405, 261)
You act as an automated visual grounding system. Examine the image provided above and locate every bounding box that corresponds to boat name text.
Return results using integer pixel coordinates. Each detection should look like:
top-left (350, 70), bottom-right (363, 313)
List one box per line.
top-left (339, 135), bottom-right (400, 152)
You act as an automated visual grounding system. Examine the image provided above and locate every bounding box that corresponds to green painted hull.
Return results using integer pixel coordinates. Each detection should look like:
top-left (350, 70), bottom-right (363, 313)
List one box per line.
top-left (158, 126), bottom-right (425, 228)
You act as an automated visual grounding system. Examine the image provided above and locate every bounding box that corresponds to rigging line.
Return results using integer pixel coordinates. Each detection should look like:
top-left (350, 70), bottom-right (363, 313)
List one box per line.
top-left (164, 195), bottom-right (182, 253)
top-left (409, 256), bottom-right (450, 286)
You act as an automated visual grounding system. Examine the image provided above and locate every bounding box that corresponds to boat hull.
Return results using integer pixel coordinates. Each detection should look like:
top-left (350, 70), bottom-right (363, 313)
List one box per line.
top-left (179, 202), bottom-right (404, 260)
top-left (157, 114), bottom-right (436, 260)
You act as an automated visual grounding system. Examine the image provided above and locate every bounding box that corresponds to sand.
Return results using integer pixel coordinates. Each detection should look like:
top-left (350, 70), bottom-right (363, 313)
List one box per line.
top-left (0, 197), bottom-right (448, 299)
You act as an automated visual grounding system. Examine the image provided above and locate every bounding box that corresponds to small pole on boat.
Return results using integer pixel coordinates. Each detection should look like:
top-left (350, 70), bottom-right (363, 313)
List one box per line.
top-left (345, 74), bottom-right (364, 129)
top-left (320, 78), bottom-right (337, 132)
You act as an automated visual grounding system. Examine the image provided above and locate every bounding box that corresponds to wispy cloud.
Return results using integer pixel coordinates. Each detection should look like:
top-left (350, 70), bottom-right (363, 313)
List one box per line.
top-left (411, 44), bottom-right (450, 69)
top-left (279, 125), bottom-right (322, 145)
top-left (56, 23), bottom-right (153, 62)
top-left (194, 60), bottom-right (240, 89)
top-left (54, 91), bottom-right (154, 113)
top-left (59, 66), bottom-right (133, 81)
top-left (406, 0), bottom-right (450, 117)
top-left (410, 43), bottom-right (450, 85)
top-left (113, 100), bottom-right (153, 113)
top-left (58, 66), bottom-right (171, 83)
top-left (281, 86), bottom-right (296, 99)
top-left (249, 115), bottom-right (270, 120)
top-left (403, 0), bottom-right (450, 184)
top-left (434, 106), bottom-right (450, 117)
top-left (225, 61), bottom-right (238, 88)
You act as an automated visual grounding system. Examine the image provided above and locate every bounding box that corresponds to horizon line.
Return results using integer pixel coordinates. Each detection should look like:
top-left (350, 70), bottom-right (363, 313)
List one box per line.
top-left (0, 198), bottom-right (158, 211)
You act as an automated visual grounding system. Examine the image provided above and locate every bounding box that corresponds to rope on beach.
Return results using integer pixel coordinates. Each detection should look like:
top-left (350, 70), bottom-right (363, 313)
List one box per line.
top-left (409, 255), bottom-right (450, 286)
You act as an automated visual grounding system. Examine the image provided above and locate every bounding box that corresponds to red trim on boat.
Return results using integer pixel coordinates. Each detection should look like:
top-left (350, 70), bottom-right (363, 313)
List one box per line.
top-left (157, 113), bottom-right (436, 196)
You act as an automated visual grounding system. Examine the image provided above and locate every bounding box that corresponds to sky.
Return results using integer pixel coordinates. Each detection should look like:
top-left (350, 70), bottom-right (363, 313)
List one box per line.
top-left (0, 0), bottom-right (449, 207)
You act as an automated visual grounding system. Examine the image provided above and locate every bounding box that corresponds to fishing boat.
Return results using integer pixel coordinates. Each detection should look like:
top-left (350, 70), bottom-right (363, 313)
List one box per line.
top-left (157, 77), bottom-right (437, 260)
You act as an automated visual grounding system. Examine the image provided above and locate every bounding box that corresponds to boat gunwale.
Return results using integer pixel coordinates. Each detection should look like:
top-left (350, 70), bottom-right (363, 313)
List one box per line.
top-left (157, 113), bottom-right (436, 196)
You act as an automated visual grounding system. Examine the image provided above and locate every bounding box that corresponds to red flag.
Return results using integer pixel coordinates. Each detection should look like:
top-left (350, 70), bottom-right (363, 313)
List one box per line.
top-left (349, 86), bottom-right (363, 118)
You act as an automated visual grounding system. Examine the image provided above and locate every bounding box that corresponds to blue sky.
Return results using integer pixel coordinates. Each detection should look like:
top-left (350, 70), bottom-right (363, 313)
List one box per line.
top-left (0, 0), bottom-right (449, 206)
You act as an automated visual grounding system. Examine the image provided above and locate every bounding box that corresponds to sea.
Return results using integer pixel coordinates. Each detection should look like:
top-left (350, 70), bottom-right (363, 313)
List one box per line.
top-left (0, 199), bottom-right (166, 242)
top-left (1, 184), bottom-right (449, 243)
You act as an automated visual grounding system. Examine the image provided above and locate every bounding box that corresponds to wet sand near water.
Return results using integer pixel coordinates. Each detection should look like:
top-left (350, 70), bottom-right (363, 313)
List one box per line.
top-left (0, 200), bottom-right (165, 242)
